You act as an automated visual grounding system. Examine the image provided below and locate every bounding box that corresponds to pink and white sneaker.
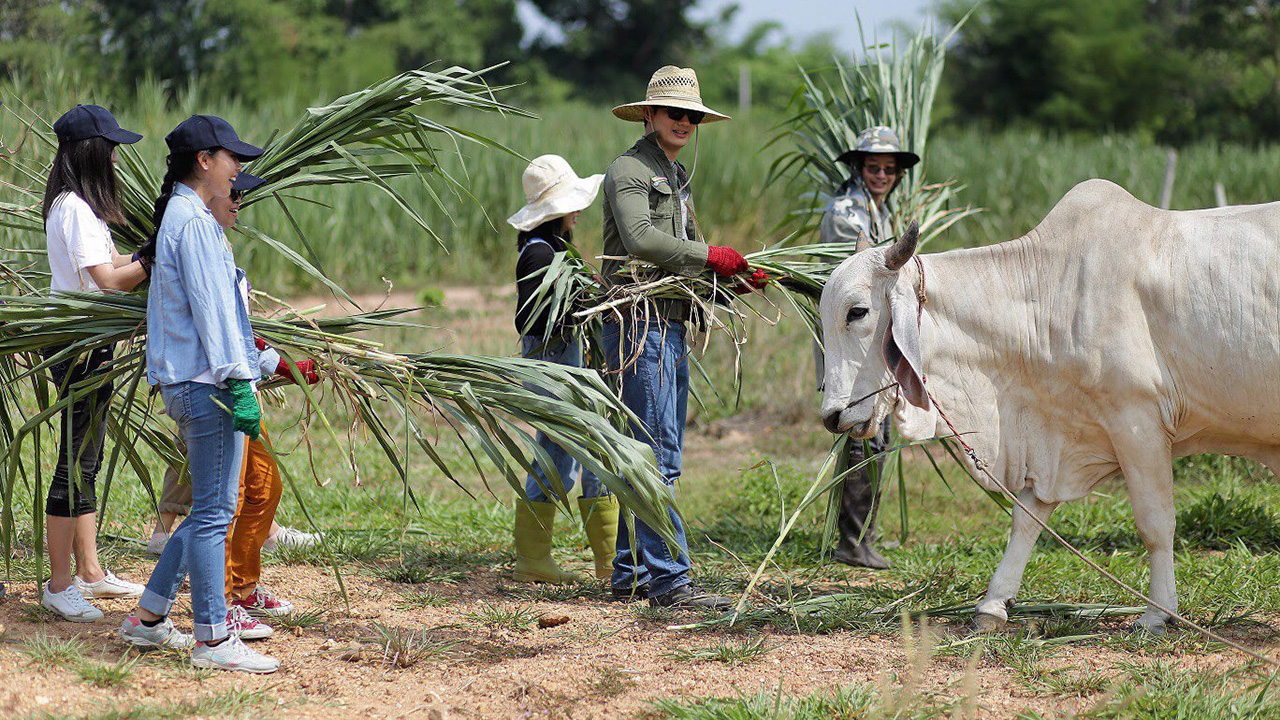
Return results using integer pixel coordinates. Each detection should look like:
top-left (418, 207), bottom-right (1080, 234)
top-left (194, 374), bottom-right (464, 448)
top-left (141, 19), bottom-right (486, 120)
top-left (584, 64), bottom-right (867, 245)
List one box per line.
top-left (230, 587), bottom-right (295, 618)
top-left (191, 635), bottom-right (279, 674)
top-left (227, 605), bottom-right (274, 640)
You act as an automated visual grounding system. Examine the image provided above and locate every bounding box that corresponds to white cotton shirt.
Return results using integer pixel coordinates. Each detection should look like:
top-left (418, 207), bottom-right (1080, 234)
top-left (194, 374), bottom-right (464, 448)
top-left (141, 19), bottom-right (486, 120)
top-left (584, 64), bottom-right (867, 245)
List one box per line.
top-left (46, 192), bottom-right (115, 294)
top-left (45, 192), bottom-right (117, 293)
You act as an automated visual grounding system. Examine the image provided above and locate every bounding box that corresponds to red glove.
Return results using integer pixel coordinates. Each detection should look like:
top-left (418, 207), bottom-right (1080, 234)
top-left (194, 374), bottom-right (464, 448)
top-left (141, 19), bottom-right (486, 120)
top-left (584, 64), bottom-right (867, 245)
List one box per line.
top-left (705, 245), bottom-right (749, 278)
top-left (732, 268), bottom-right (770, 295)
top-left (275, 357), bottom-right (320, 385)
top-left (257, 337), bottom-right (320, 385)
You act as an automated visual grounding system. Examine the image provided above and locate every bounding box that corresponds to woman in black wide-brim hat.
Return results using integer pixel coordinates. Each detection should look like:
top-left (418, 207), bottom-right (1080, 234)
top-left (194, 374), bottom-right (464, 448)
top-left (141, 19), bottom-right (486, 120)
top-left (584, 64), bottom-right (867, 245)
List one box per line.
top-left (818, 124), bottom-right (920, 571)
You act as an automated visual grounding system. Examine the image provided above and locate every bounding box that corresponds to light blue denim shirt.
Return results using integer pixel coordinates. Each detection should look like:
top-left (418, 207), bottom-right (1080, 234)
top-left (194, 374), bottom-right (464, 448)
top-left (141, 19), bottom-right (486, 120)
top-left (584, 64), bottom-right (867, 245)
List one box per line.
top-left (146, 182), bottom-right (258, 387)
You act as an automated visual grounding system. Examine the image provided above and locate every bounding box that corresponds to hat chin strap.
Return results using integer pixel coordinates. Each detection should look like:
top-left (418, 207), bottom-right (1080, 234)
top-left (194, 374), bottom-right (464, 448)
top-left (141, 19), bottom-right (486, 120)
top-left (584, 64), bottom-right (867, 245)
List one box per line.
top-left (682, 125), bottom-right (699, 192)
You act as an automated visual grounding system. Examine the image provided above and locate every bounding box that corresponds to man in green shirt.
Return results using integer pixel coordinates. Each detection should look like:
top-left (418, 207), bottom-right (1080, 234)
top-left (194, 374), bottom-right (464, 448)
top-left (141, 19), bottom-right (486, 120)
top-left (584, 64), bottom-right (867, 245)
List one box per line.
top-left (601, 66), bottom-right (757, 610)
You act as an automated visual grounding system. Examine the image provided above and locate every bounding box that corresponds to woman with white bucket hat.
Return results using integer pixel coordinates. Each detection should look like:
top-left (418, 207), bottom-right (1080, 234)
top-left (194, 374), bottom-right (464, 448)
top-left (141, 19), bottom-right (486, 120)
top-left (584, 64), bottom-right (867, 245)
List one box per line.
top-left (507, 154), bottom-right (620, 585)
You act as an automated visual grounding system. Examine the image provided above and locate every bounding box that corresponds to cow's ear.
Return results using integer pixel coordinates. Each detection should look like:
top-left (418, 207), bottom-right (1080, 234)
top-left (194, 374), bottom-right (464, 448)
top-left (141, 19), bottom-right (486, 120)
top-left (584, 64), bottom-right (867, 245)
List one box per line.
top-left (884, 285), bottom-right (930, 410)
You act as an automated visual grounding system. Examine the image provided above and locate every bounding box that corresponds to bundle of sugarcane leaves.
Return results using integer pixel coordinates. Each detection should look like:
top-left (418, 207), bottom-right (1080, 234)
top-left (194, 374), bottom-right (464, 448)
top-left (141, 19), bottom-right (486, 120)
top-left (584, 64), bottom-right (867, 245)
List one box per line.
top-left (0, 291), bottom-right (683, 558)
top-left (517, 238), bottom-right (861, 386)
top-left (1, 63), bottom-right (533, 304)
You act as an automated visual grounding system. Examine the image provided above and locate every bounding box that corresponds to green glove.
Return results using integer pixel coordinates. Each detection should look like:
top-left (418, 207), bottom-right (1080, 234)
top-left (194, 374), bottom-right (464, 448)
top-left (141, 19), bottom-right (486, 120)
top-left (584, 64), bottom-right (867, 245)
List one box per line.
top-left (226, 378), bottom-right (262, 440)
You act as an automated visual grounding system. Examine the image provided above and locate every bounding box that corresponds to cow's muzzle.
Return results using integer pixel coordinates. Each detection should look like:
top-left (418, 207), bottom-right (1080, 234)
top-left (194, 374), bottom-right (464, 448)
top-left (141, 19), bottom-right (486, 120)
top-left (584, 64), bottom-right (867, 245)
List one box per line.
top-left (821, 382), bottom-right (898, 435)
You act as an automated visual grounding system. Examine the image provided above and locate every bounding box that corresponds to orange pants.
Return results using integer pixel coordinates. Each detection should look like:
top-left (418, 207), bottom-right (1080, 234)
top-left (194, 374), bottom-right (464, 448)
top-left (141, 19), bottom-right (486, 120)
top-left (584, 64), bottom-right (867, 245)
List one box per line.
top-left (225, 426), bottom-right (282, 600)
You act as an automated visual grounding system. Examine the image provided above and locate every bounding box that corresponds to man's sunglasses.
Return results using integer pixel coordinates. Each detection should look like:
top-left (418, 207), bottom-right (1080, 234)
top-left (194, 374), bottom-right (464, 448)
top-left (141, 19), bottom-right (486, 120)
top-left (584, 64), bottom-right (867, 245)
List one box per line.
top-left (661, 106), bottom-right (706, 125)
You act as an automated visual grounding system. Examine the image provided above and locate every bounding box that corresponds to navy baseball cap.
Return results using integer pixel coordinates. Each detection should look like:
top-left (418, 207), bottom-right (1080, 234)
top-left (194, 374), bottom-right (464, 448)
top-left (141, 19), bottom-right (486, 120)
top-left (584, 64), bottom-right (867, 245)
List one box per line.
top-left (231, 172), bottom-right (265, 193)
top-left (53, 105), bottom-right (143, 145)
top-left (165, 115), bottom-right (264, 159)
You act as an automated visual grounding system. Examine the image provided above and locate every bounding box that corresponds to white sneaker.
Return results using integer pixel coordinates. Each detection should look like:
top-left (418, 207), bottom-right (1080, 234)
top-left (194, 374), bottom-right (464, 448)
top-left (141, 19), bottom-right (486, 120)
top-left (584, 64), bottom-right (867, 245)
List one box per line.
top-left (42, 582), bottom-right (103, 622)
top-left (191, 635), bottom-right (280, 673)
top-left (227, 606), bottom-right (274, 640)
top-left (74, 570), bottom-right (145, 599)
top-left (119, 615), bottom-right (195, 650)
top-left (262, 526), bottom-right (321, 554)
top-left (147, 531), bottom-right (170, 556)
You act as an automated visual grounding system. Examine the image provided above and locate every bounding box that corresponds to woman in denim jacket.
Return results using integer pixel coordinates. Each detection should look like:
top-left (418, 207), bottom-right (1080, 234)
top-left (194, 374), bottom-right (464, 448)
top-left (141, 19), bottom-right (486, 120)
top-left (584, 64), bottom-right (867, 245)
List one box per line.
top-left (120, 115), bottom-right (278, 674)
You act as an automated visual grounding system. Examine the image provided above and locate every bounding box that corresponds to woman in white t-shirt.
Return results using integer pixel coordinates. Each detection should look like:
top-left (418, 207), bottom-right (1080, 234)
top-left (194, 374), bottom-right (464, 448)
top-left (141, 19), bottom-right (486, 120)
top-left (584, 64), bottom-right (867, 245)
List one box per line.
top-left (39, 105), bottom-right (151, 622)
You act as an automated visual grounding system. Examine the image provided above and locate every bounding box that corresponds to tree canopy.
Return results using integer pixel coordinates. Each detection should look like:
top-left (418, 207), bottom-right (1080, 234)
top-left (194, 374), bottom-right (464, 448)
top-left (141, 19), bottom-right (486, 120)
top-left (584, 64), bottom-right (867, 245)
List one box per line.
top-left (3, 0), bottom-right (1275, 143)
top-left (940, 0), bottom-right (1279, 144)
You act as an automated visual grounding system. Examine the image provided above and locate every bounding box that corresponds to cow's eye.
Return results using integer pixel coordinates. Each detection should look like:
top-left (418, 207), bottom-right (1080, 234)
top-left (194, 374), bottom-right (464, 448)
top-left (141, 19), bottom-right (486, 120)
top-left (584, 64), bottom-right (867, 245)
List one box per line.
top-left (846, 306), bottom-right (869, 323)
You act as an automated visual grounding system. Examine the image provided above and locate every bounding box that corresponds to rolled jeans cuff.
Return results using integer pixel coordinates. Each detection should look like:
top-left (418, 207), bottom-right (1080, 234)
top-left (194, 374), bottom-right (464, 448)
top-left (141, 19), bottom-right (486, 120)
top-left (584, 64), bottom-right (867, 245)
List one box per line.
top-left (138, 588), bottom-right (176, 619)
top-left (193, 620), bottom-right (228, 643)
top-left (649, 576), bottom-right (691, 600)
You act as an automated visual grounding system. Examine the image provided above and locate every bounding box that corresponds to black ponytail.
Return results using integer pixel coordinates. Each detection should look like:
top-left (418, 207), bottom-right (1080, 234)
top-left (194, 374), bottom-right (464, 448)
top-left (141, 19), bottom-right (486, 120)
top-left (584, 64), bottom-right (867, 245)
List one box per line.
top-left (516, 217), bottom-right (572, 251)
top-left (137, 151), bottom-right (199, 259)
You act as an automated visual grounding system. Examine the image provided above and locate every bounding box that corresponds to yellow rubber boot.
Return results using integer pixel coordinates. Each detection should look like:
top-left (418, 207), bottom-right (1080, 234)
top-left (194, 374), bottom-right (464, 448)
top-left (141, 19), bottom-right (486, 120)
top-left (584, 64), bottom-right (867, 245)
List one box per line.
top-left (578, 495), bottom-right (620, 581)
top-left (513, 500), bottom-right (580, 584)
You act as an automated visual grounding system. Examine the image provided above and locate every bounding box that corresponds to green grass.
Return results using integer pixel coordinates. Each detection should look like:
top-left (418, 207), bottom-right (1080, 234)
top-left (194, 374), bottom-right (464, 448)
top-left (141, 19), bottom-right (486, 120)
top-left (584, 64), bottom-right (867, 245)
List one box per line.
top-left (463, 602), bottom-right (541, 631)
top-left (18, 633), bottom-right (89, 667)
top-left (21, 688), bottom-right (278, 720)
top-left (669, 636), bottom-right (776, 666)
top-left (393, 589), bottom-right (451, 610)
top-left (1066, 660), bottom-right (1278, 720)
top-left (269, 607), bottom-right (328, 631)
top-left (496, 579), bottom-right (607, 602)
top-left (653, 684), bottom-right (951, 720)
top-left (74, 655), bottom-right (139, 689)
top-left (362, 622), bottom-right (461, 668)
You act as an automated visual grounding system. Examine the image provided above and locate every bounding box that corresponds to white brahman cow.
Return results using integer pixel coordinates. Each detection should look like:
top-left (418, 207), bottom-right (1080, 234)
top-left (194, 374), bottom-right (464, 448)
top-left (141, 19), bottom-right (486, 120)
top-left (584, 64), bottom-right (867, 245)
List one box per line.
top-left (819, 179), bottom-right (1280, 633)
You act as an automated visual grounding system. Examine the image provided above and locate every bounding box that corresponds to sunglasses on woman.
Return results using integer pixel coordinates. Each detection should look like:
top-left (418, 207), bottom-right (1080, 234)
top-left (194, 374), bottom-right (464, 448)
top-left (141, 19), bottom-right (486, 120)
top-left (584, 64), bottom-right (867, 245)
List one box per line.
top-left (862, 164), bottom-right (900, 176)
top-left (662, 107), bottom-right (705, 125)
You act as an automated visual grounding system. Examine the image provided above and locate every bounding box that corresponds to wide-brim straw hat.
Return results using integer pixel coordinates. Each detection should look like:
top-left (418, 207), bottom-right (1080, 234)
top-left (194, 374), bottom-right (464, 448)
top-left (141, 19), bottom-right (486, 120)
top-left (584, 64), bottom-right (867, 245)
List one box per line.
top-left (836, 125), bottom-right (920, 169)
top-left (506, 154), bottom-right (604, 232)
top-left (612, 65), bottom-right (730, 124)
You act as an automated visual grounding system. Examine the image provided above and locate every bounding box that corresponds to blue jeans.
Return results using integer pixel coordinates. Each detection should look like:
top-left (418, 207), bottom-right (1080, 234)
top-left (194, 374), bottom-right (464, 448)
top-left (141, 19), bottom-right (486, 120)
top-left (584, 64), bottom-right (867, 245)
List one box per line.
top-left (601, 318), bottom-right (691, 598)
top-left (140, 382), bottom-right (244, 642)
top-left (521, 336), bottom-right (603, 502)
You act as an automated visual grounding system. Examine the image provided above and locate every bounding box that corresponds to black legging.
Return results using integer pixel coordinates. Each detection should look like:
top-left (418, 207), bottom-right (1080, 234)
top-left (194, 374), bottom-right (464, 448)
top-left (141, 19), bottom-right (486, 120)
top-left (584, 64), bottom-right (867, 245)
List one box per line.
top-left (43, 344), bottom-right (115, 518)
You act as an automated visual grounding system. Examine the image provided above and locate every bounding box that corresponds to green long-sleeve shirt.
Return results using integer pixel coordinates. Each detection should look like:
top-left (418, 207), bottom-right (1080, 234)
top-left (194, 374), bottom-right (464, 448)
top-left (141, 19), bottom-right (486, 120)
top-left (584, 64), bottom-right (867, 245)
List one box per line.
top-left (602, 133), bottom-right (710, 321)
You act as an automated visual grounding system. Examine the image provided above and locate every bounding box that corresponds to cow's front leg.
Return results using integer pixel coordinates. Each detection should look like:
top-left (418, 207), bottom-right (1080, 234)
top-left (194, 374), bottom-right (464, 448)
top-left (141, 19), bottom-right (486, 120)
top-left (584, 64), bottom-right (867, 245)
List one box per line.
top-left (1117, 444), bottom-right (1178, 633)
top-left (974, 487), bottom-right (1058, 632)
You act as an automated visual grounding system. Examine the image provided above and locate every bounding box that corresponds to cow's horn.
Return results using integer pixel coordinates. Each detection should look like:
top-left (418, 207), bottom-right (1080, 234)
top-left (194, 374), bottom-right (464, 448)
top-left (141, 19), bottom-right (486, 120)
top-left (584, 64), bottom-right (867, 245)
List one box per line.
top-left (884, 221), bottom-right (919, 271)
top-left (854, 232), bottom-right (871, 254)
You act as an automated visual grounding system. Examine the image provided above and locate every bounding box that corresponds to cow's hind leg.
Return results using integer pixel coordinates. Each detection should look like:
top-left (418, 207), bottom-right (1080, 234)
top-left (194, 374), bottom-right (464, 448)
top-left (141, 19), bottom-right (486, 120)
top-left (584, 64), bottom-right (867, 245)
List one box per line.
top-left (974, 488), bottom-right (1058, 632)
top-left (1115, 438), bottom-right (1178, 633)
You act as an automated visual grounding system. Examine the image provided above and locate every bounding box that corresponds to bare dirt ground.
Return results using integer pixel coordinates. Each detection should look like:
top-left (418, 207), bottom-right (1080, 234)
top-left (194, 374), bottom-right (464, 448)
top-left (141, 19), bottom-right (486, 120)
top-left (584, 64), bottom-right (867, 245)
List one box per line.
top-left (1, 557), bottom-right (1271, 720)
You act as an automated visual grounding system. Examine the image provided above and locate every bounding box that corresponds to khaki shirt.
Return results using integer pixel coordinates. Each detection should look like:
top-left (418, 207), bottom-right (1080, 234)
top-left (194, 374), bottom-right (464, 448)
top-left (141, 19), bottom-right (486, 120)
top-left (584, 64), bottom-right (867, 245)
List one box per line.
top-left (602, 133), bottom-right (710, 320)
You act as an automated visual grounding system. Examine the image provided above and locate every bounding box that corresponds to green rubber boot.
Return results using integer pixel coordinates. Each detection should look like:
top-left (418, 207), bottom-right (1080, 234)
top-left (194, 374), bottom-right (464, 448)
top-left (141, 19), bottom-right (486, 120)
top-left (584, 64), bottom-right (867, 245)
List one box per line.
top-left (578, 495), bottom-right (620, 581)
top-left (513, 500), bottom-right (580, 584)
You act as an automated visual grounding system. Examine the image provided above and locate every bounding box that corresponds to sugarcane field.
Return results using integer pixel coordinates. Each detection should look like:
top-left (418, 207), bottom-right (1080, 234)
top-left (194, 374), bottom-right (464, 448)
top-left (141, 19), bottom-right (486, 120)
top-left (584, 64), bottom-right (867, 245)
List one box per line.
top-left (1, 2), bottom-right (1278, 719)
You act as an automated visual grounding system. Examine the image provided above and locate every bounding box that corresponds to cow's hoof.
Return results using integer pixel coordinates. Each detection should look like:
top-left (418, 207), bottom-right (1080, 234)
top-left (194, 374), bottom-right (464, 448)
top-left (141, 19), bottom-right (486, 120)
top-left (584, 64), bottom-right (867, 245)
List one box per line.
top-left (1131, 619), bottom-right (1169, 636)
top-left (971, 612), bottom-right (1006, 634)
